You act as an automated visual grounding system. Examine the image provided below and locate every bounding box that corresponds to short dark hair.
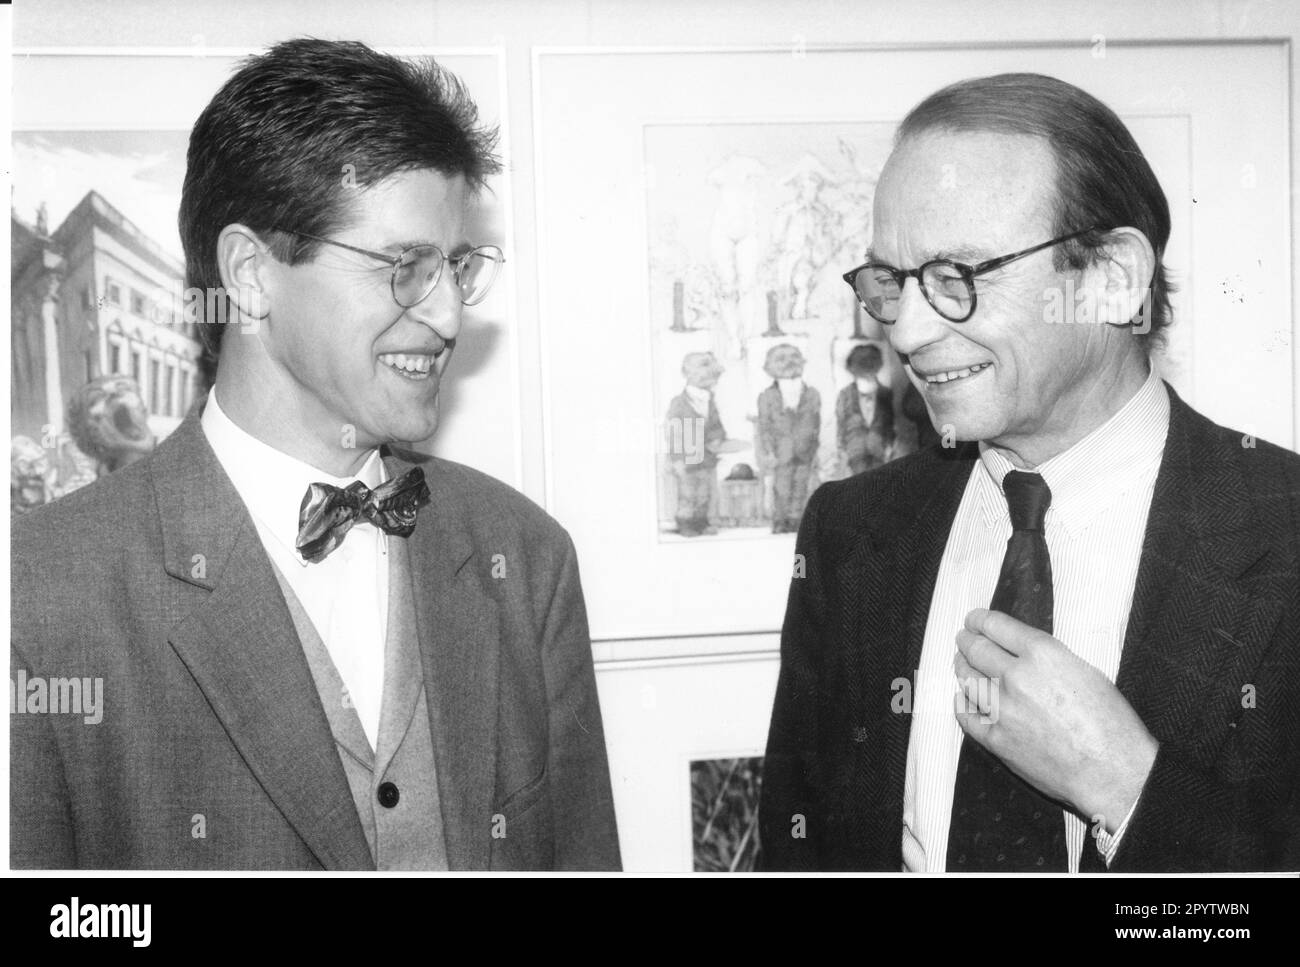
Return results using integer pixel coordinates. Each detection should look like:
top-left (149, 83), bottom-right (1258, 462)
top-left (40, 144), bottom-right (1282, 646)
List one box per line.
top-left (896, 73), bottom-right (1174, 350)
top-left (846, 343), bottom-right (883, 375)
top-left (179, 38), bottom-right (501, 374)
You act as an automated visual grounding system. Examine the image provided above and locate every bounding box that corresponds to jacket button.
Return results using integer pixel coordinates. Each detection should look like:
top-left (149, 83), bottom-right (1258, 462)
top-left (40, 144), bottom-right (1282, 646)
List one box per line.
top-left (377, 782), bottom-right (400, 808)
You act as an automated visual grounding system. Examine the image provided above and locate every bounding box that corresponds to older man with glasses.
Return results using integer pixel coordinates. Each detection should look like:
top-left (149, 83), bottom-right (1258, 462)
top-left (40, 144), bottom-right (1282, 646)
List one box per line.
top-left (11, 39), bottom-right (620, 871)
top-left (761, 72), bottom-right (1300, 873)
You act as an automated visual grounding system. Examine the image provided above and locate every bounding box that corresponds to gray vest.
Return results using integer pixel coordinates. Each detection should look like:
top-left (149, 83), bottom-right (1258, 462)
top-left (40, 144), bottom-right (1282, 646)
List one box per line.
top-left (271, 534), bottom-right (449, 870)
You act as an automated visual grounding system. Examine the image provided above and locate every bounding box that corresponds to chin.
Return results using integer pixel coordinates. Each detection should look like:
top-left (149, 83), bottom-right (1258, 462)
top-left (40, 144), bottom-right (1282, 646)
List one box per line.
top-left (925, 406), bottom-right (998, 444)
top-left (381, 423), bottom-right (437, 447)
top-left (391, 404), bottom-right (441, 445)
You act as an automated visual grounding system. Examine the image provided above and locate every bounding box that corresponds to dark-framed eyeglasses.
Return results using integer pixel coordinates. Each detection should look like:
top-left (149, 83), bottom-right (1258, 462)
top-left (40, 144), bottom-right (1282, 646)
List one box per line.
top-left (281, 230), bottom-right (505, 308)
top-left (841, 226), bottom-right (1102, 324)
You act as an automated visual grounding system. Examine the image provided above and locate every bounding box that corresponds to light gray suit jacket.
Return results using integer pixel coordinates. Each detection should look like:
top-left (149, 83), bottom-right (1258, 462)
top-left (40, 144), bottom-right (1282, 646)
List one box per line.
top-left (11, 406), bottom-right (621, 870)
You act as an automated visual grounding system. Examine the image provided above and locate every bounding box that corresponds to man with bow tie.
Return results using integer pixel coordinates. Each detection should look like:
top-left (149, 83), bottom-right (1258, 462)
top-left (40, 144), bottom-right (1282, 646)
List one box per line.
top-left (11, 39), bottom-right (620, 870)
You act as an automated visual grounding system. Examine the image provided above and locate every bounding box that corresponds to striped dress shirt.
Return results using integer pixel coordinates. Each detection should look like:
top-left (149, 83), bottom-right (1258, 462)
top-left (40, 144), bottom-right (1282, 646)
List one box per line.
top-left (901, 368), bottom-right (1170, 872)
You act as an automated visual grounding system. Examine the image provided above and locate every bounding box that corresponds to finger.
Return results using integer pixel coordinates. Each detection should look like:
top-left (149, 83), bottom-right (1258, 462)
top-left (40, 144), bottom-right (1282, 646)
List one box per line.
top-left (955, 708), bottom-right (993, 745)
top-left (953, 649), bottom-right (991, 706)
top-left (953, 647), bottom-right (974, 682)
top-left (953, 651), bottom-right (989, 713)
top-left (964, 608), bottom-right (1053, 657)
top-left (956, 627), bottom-right (1013, 678)
top-left (955, 673), bottom-right (993, 720)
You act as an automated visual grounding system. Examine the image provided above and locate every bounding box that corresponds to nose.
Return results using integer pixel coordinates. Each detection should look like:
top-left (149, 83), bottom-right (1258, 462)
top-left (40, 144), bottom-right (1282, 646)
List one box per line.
top-left (404, 272), bottom-right (462, 343)
top-left (887, 277), bottom-right (950, 358)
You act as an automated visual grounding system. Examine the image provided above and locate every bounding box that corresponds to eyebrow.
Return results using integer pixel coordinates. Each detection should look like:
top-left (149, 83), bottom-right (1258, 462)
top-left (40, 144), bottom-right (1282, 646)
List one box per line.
top-left (381, 237), bottom-right (476, 256)
top-left (382, 238), bottom-right (439, 252)
top-left (865, 244), bottom-right (992, 266)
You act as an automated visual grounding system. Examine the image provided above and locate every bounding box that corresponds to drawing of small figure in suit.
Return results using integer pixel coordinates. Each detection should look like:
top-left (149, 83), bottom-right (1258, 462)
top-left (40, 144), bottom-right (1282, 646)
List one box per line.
top-left (666, 352), bottom-right (728, 537)
top-left (836, 343), bottom-right (895, 475)
top-left (757, 344), bottom-right (820, 534)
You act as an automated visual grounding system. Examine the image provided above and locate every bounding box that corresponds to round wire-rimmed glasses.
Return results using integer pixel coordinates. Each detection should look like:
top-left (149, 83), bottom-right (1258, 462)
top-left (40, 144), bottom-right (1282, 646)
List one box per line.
top-left (281, 229), bottom-right (505, 308)
top-left (842, 226), bottom-right (1102, 324)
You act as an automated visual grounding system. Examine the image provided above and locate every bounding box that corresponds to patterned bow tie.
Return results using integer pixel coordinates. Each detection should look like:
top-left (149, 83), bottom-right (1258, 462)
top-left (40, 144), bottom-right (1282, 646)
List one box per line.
top-left (296, 466), bottom-right (430, 563)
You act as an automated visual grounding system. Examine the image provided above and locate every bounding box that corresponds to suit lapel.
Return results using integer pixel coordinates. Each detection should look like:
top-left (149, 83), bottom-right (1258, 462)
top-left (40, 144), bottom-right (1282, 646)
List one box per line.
top-left (384, 447), bottom-right (500, 871)
top-left (841, 443), bottom-right (978, 863)
top-left (1115, 389), bottom-right (1285, 756)
top-left (1079, 387), bottom-right (1286, 870)
top-left (155, 412), bottom-right (374, 870)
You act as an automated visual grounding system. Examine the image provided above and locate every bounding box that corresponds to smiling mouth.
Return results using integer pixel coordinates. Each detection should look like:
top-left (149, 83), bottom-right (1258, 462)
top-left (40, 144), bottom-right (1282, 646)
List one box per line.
top-left (378, 352), bottom-right (438, 380)
top-left (918, 362), bottom-right (992, 385)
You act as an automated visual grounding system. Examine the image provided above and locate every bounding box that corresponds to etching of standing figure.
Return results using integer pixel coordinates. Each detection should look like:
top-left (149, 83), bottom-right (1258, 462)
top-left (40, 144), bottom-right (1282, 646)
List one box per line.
top-left (756, 343), bottom-right (820, 534)
top-left (666, 352), bottom-right (728, 536)
top-left (836, 343), bottom-right (895, 475)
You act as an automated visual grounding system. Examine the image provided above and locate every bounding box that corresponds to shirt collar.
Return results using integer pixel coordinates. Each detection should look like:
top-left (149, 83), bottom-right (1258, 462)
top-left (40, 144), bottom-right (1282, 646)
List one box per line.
top-left (976, 368), bottom-right (1170, 537)
top-left (201, 387), bottom-right (387, 566)
top-left (684, 384), bottom-right (712, 405)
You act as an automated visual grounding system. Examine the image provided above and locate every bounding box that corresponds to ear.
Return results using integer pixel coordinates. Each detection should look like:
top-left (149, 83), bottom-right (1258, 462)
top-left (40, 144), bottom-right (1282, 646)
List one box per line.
top-left (1087, 227), bottom-right (1156, 331)
top-left (215, 224), bottom-right (274, 325)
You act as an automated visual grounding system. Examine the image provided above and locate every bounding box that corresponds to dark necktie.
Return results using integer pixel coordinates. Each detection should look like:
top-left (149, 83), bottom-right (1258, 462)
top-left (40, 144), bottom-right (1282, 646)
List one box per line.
top-left (296, 466), bottom-right (430, 564)
top-left (946, 470), bottom-right (1067, 872)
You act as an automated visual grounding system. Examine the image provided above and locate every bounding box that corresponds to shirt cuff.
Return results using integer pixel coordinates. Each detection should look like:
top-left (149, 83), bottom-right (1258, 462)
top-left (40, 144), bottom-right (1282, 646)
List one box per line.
top-left (1093, 796), bottom-right (1140, 867)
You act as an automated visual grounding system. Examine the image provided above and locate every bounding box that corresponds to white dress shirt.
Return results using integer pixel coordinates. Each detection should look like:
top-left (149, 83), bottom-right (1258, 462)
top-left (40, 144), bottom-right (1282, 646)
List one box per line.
top-left (856, 390), bottom-right (878, 427)
top-left (902, 368), bottom-right (1170, 872)
top-left (201, 388), bottom-right (390, 749)
top-left (777, 377), bottom-right (805, 410)
top-left (684, 384), bottom-right (712, 418)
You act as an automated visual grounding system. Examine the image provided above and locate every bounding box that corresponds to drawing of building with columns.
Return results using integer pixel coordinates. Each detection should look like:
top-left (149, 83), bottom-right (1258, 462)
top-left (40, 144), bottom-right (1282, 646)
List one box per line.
top-left (11, 190), bottom-right (204, 445)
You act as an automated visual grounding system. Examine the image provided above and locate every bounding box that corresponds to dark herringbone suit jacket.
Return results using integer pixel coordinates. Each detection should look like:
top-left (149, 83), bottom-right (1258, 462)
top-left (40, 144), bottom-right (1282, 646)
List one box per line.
top-left (760, 385), bottom-right (1300, 872)
top-left (11, 409), bottom-right (621, 870)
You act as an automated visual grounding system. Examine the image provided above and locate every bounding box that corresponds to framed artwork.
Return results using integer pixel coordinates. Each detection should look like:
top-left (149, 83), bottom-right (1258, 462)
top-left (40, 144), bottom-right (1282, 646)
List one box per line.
top-left (10, 46), bottom-right (521, 499)
top-left (648, 122), bottom-right (914, 544)
top-left (534, 41), bottom-right (1292, 641)
top-left (691, 756), bottom-right (763, 872)
top-left (592, 644), bottom-right (778, 871)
